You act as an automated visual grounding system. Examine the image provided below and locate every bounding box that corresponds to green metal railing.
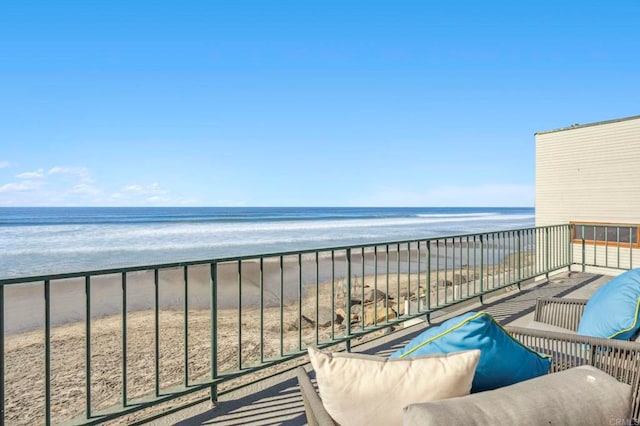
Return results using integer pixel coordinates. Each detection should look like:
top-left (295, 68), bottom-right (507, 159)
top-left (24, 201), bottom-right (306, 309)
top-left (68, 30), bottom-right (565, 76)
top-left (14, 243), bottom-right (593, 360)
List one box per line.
top-left (573, 222), bottom-right (639, 271)
top-left (0, 225), bottom-right (574, 425)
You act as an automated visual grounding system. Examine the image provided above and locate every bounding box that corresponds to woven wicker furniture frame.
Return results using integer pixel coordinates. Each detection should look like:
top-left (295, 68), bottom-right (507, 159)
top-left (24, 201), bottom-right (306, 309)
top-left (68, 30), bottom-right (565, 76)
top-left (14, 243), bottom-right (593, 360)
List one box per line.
top-left (297, 312), bottom-right (640, 425)
top-left (533, 297), bottom-right (588, 331)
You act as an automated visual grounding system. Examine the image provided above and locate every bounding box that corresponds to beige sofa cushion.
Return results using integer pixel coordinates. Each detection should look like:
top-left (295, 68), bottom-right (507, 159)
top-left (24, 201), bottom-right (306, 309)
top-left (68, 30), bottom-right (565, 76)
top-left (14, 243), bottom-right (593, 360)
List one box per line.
top-left (308, 347), bottom-right (480, 426)
top-left (403, 365), bottom-right (631, 426)
top-left (526, 319), bottom-right (577, 334)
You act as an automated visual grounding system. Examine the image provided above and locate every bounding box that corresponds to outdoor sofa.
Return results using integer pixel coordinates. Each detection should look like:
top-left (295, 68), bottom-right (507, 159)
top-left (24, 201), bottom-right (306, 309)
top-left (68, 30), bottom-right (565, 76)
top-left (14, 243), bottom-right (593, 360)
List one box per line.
top-left (297, 325), bottom-right (640, 425)
top-left (298, 268), bottom-right (640, 425)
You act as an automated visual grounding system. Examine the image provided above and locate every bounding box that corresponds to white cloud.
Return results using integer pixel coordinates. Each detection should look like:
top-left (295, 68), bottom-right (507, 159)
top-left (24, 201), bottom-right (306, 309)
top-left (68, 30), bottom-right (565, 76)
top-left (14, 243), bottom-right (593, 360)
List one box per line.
top-left (0, 161), bottom-right (10, 169)
top-left (352, 184), bottom-right (534, 207)
top-left (122, 182), bottom-right (167, 195)
top-left (48, 166), bottom-right (93, 183)
top-left (16, 169), bottom-right (45, 179)
top-left (0, 165), bottom-right (182, 206)
top-left (0, 180), bottom-right (43, 193)
top-left (146, 195), bottom-right (170, 203)
top-left (71, 184), bottom-right (103, 196)
top-left (123, 184), bottom-right (144, 192)
top-left (0, 165), bottom-right (96, 204)
top-left (111, 183), bottom-right (171, 204)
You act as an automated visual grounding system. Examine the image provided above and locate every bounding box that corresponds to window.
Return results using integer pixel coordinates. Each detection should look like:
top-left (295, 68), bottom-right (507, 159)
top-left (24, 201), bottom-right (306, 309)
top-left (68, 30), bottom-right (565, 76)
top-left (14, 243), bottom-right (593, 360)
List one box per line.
top-left (571, 222), bottom-right (639, 247)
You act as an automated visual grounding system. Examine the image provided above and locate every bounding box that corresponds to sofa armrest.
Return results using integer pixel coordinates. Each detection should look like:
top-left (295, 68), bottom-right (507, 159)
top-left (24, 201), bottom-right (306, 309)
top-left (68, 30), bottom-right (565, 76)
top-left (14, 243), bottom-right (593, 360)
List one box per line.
top-left (506, 325), bottom-right (640, 421)
top-left (533, 297), bottom-right (588, 332)
top-left (403, 366), bottom-right (632, 426)
top-left (295, 367), bottom-right (337, 426)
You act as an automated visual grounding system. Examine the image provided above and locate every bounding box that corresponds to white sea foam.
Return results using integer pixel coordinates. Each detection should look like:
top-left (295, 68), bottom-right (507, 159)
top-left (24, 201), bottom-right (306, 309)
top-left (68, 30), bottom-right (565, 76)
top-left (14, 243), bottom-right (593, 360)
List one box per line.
top-left (0, 209), bottom-right (535, 277)
top-left (415, 212), bottom-right (497, 218)
top-left (0, 214), bottom-right (535, 254)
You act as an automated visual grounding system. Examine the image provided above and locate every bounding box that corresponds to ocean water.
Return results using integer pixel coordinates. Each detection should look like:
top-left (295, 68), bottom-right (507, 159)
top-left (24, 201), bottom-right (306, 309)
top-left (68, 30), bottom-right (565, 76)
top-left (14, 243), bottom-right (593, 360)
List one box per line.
top-left (0, 207), bottom-right (534, 278)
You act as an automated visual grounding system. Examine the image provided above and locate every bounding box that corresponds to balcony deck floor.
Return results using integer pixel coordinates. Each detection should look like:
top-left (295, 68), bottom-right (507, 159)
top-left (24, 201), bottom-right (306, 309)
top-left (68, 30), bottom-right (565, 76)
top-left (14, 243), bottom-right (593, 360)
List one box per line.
top-left (159, 270), bottom-right (614, 426)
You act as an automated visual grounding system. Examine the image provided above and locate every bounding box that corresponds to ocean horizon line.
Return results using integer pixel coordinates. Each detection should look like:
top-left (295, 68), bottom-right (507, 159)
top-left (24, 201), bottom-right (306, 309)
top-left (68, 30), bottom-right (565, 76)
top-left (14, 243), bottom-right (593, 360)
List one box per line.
top-left (0, 205), bottom-right (535, 209)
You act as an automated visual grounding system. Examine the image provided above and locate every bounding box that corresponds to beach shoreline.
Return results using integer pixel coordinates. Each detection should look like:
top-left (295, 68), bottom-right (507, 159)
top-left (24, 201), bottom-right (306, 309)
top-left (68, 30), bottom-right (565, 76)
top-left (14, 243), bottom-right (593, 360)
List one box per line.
top-left (4, 242), bottom-right (517, 334)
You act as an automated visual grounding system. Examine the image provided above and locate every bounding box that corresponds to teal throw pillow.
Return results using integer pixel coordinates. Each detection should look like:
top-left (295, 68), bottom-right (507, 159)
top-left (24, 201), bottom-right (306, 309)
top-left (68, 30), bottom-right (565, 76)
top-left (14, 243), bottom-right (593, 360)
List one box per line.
top-left (390, 311), bottom-right (551, 392)
top-left (577, 268), bottom-right (640, 340)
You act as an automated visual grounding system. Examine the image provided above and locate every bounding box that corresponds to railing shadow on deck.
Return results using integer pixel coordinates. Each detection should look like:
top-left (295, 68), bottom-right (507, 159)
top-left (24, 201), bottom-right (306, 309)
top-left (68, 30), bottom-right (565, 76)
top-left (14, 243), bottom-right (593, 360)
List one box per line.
top-left (172, 271), bottom-right (609, 425)
top-left (174, 377), bottom-right (306, 426)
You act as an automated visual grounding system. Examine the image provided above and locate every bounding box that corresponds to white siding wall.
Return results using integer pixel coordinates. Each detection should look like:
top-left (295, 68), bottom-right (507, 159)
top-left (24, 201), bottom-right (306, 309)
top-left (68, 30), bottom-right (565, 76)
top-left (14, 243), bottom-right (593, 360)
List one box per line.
top-left (572, 243), bottom-right (637, 270)
top-left (535, 117), bottom-right (640, 227)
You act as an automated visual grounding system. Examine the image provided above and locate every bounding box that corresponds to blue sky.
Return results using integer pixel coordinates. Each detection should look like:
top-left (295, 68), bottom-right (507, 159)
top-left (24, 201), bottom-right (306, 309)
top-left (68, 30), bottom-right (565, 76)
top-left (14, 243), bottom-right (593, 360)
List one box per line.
top-left (1, 1), bottom-right (638, 207)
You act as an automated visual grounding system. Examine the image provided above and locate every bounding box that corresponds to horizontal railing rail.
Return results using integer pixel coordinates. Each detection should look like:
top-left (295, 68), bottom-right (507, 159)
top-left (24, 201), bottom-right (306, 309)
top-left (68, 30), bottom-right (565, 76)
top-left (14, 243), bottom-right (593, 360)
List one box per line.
top-left (0, 225), bottom-right (572, 425)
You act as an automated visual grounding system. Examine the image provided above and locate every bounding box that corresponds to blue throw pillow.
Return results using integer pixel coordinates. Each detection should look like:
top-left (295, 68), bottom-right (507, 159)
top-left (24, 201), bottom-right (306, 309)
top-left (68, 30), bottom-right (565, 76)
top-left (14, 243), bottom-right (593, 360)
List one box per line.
top-left (577, 268), bottom-right (640, 340)
top-left (390, 311), bottom-right (551, 392)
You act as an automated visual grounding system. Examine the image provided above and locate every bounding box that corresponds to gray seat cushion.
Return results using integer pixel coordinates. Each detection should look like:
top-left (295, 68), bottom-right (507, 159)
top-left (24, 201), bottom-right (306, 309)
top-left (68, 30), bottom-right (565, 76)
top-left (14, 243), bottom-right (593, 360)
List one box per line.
top-left (403, 366), bottom-right (631, 426)
top-left (528, 320), bottom-right (640, 342)
top-left (525, 319), bottom-right (577, 334)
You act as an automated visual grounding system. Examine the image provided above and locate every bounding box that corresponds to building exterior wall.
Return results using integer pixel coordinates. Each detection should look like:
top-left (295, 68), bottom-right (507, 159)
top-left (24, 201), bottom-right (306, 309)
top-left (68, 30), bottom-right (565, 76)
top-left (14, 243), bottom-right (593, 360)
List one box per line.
top-left (535, 116), bottom-right (640, 227)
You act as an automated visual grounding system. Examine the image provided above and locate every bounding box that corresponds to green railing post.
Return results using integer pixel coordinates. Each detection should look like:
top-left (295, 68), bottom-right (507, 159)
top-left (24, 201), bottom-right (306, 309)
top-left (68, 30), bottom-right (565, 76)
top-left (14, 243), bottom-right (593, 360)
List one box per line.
top-left (492, 233), bottom-right (496, 289)
top-left (630, 226), bottom-right (634, 269)
top-left (581, 226), bottom-right (586, 272)
top-left (593, 225), bottom-right (597, 266)
top-left (373, 247), bottom-right (378, 325)
top-left (154, 269), bottom-right (160, 397)
top-left (183, 266), bottom-right (189, 387)
top-left (466, 236), bottom-right (470, 299)
top-left (407, 244), bottom-right (411, 315)
top-left (331, 251), bottom-right (336, 341)
top-left (261, 258), bottom-right (266, 363)
top-left (568, 224), bottom-right (573, 272)
top-left (605, 226), bottom-right (609, 268)
top-left (346, 248), bottom-right (352, 352)
top-left (237, 261), bottom-right (243, 369)
top-left (0, 284), bottom-right (4, 426)
top-left (435, 240), bottom-right (440, 307)
top-left (516, 230), bottom-right (521, 290)
top-left (396, 243), bottom-right (400, 315)
top-left (479, 235), bottom-right (484, 304)
top-left (44, 280), bottom-right (51, 426)
top-left (315, 253), bottom-right (319, 346)
top-left (444, 239), bottom-right (448, 304)
top-left (545, 227), bottom-right (550, 280)
top-left (122, 273), bottom-right (127, 407)
top-left (297, 254), bottom-right (302, 351)
top-left (503, 232), bottom-right (509, 284)
top-left (385, 245), bottom-right (390, 322)
top-left (210, 262), bottom-right (218, 404)
top-left (362, 247), bottom-right (366, 329)
top-left (279, 256), bottom-right (284, 357)
top-left (426, 241), bottom-right (431, 317)
top-left (331, 250), bottom-right (336, 340)
top-left (417, 242), bottom-right (421, 312)
top-left (617, 227), bottom-right (621, 270)
top-left (85, 276), bottom-right (92, 419)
